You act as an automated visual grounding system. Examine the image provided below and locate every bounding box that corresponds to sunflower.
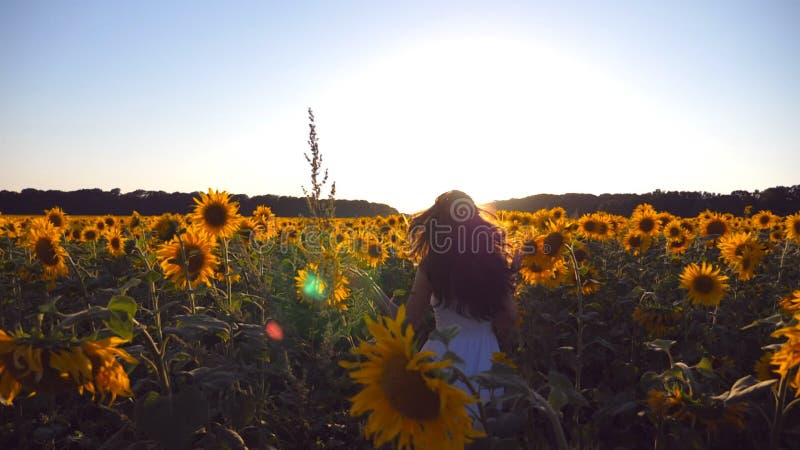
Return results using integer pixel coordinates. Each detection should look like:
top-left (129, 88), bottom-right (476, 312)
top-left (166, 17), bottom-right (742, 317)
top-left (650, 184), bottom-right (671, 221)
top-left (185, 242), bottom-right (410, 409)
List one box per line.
top-left (679, 262), bottom-right (729, 307)
top-left (102, 216), bottom-right (116, 229)
top-left (76, 337), bottom-right (138, 404)
top-left (549, 206), bottom-right (567, 222)
top-left (785, 213), bottom-right (800, 244)
top-left (622, 230), bottom-right (652, 256)
top-left (82, 227), bottom-right (100, 243)
top-left (731, 246), bottom-right (763, 281)
top-left (632, 304), bottom-right (682, 337)
top-left (717, 232), bottom-right (764, 280)
top-left (754, 352), bottom-right (779, 381)
top-left (363, 237), bottom-right (387, 268)
top-left (0, 330), bottom-right (42, 405)
top-left (579, 265), bottom-right (602, 295)
top-left (541, 220), bottom-right (571, 257)
top-left (68, 227), bottom-right (82, 242)
top-left (295, 262), bottom-right (328, 302)
top-left (151, 213), bottom-right (182, 242)
top-left (700, 212), bottom-right (729, 238)
top-left (44, 207), bottom-right (68, 230)
top-left (519, 240), bottom-right (567, 287)
top-left (105, 228), bottom-right (126, 256)
top-left (771, 322), bottom-right (800, 396)
top-left (679, 219), bottom-right (697, 236)
top-left (779, 290), bottom-right (800, 315)
top-left (94, 218), bottom-right (106, 232)
top-left (666, 233), bottom-right (692, 255)
top-left (192, 189), bottom-right (241, 239)
top-left (752, 210), bottom-right (776, 230)
top-left (630, 206), bottom-right (660, 237)
top-left (769, 225), bottom-right (786, 243)
top-left (662, 220), bottom-right (684, 240)
top-left (1, 218), bottom-right (21, 239)
top-left (129, 211), bottom-right (143, 231)
top-left (339, 305), bottom-right (484, 450)
top-left (29, 223), bottom-right (68, 279)
top-left (235, 217), bottom-right (259, 243)
top-left (157, 228), bottom-right (219, 289)
top-left (577, 213), bottom-right (613, 240)
top-left (645, 385), bottom-right (746, 434)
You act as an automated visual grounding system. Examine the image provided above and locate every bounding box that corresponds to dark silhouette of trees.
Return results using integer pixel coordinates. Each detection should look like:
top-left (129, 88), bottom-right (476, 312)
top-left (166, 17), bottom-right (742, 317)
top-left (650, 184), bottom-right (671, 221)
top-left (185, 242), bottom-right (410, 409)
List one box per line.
top-left (0, 189), bottom-right (398, 217)
top-left (491, 185), bottom-right (800, 217)
top-left (2, 185), bottom-right (798, 218)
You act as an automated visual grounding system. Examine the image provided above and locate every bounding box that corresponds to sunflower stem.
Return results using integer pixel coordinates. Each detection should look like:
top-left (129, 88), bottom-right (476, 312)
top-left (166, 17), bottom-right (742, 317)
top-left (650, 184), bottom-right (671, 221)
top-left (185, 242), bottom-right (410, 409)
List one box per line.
top-left (175, 233), bottom-right (197, 314)
top-left (135, 319), bottom-right (171, 395)
top-left (135, 242), bottom-right (163, 344)
top-left (449, 365), bottom-right (490, 433)
top-left (770, 366), bottom-right (791, 450)
top-left (223, 237), bottom-right (233, 312)
top-left (65, 254), bottom-right (89, 302)
top-left (529, 388), bottom-right (569, 450)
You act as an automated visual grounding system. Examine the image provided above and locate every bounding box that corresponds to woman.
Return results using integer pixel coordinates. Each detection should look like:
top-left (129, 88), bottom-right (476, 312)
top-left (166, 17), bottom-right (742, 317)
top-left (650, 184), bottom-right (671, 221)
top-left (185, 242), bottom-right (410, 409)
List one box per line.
top-left (404, 190), bottom-right (519, 405)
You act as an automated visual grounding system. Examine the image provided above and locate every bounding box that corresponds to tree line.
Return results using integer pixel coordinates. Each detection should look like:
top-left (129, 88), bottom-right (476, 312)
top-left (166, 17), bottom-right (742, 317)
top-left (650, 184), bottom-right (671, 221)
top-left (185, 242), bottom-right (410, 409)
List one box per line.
top-left (2, 185), bottom-right (798, 218)
top-left (0, 188), bottom-right (398, 217)
top-left (490, 185), bottom-right (800, 217)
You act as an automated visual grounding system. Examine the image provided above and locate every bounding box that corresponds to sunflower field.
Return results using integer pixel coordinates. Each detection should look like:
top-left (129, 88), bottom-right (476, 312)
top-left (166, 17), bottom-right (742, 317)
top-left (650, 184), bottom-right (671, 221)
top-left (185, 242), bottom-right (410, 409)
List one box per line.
top-left (1, 192), bottom-right (800, 450)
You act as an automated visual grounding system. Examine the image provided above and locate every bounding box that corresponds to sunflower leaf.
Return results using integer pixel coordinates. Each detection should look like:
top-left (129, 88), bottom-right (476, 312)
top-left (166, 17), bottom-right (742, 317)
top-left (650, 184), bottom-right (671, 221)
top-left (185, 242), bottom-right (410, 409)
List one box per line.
top-left (711, 375), bottom-right (777, 403)
top-left (645, 339), bottom-right (676, 353)
top-left (741, 314), bottom-right (783, 330)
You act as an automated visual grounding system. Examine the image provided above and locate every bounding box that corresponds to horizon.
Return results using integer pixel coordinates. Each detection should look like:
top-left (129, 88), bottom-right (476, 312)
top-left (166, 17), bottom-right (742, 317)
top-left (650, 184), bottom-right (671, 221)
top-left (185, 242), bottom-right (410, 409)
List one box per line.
top-left (2, 1), bottom-right (799, 214)
top-left (3, 183), bottom-right (796, 216)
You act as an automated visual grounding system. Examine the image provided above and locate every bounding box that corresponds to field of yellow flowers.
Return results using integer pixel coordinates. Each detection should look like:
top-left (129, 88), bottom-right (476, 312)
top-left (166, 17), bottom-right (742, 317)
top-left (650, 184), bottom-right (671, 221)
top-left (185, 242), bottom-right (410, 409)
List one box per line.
top-left (1, 191), bottom-right (799, 449)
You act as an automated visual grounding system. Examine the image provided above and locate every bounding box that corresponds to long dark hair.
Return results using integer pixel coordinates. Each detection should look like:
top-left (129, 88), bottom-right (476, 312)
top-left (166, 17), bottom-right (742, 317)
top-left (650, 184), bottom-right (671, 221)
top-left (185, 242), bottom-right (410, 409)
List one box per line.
top-left (408, 190), bottom-right (513, 321)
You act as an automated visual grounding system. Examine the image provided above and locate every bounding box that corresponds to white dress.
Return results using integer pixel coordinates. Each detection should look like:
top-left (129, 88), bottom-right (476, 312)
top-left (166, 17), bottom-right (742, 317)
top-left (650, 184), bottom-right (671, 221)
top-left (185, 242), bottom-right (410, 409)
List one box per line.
top-left (421, 295), bottom-right (499, 416)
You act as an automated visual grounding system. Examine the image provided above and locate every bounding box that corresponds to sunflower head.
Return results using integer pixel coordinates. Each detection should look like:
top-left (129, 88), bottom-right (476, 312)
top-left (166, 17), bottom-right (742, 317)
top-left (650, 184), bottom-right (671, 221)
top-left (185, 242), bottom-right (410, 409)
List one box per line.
top-left (152, 213), bottom-right (183, 242)
top-left (752, 210), bottom-right (776, 230)
top-left (785, 213), bottom-right (800, 244)
top-left (44, 207), bottom-right (68, 229)
top-left (192, 189), bottom-right (241, 239)
top-left (157, 228), bottom-right (219, 289)
top-left (679, 262), bottom-right (729, 307)
top-left (105, 228), bottom-right (126, 256)
top-left (29, 224), bottom-right (68, 279)
top-left (701, 213), bottom-right (729, 238)
top-left (82, 227), bottom-right (100, 243)
top-left (339, 305), bottom-right (485, 450)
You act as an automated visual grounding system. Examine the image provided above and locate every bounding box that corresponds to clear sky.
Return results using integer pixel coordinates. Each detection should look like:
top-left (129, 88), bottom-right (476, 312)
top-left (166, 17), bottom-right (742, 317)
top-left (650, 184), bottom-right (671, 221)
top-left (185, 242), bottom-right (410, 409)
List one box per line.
top-left (1, 1), bottom-right (798, 214)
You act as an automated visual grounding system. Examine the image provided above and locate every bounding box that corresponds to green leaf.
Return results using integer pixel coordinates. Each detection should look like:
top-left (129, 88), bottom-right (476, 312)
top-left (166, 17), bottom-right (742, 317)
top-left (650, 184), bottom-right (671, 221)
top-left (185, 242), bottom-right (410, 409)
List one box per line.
top-left (712, 375), bottom-right (777, 403)
top-left (695, 357), bottom-right (716, 379)
top-left (645, 339), bottom-right (676, 353)
top-left (107, 295), bottom-right (138, 317)
top-left (143, 269), bottom-right (162, 284)
top-left (548, 370), bottom-right (588, 408)
top-left (165, 314), bottom-right (232, 342)
top-left (103, 312), bottom-right (133, 340)
top-left (118, 277), bottom-right (141, 295)
top-left (741, 313), bottom-right (784, 330)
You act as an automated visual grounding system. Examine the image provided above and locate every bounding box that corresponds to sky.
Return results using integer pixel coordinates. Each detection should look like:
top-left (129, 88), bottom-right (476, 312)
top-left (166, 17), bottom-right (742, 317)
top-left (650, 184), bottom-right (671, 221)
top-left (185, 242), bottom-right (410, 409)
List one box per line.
top-left (1, 1), bottom-right (798, 214)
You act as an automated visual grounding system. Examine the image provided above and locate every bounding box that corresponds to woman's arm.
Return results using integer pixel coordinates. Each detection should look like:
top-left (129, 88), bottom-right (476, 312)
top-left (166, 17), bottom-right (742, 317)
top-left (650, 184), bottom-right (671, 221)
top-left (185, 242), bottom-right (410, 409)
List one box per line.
top-left (406, 266), bottom-right (434, 331)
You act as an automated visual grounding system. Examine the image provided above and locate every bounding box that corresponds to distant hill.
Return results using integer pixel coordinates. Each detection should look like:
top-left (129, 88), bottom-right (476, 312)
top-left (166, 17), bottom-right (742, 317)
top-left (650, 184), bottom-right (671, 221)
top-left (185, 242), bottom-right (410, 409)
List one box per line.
top-left (0, 188), bottom-right (398, 217)
top-left (489, 185), bottom-right (800, 217)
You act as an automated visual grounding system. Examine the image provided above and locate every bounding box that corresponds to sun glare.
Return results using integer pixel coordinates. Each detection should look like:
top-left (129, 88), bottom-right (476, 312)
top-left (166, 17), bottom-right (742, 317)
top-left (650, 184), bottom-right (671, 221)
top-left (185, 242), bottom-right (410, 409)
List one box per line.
top-left (312, 34), bottom-right (728, 213)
